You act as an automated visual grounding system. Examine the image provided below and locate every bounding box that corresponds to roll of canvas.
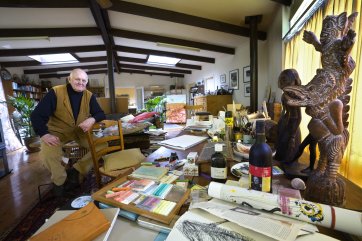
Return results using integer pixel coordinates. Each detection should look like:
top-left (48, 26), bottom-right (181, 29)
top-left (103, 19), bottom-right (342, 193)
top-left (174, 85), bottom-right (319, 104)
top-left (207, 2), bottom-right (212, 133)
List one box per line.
top-left (208, 182), bottom-right (362, 236)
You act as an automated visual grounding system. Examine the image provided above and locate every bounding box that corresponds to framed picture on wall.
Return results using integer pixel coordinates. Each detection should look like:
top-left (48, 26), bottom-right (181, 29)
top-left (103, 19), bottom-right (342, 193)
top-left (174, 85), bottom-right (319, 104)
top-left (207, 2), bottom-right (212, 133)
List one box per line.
top-left (229, 69), bottom-right (239, 90)
top-left (243, 66), bottom-right (250, 83)
top-left (244, 83), bottom-right (251, 97)
top-left (220, 74), bottom-right (226, 83)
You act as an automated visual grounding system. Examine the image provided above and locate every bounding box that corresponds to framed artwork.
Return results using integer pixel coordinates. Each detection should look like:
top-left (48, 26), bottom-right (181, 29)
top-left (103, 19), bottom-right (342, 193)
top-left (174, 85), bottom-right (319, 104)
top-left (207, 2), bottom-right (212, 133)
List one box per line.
top-left (221, 84), bottom-right (228, 90)
top-left (243, 66), bottom-right (250, 83)
top-left (229, 69), bottom-right (239, 90)
top-left (244, 83), bottom-right (251, 97)
top-left (220, 74), bottom-right (226, 83)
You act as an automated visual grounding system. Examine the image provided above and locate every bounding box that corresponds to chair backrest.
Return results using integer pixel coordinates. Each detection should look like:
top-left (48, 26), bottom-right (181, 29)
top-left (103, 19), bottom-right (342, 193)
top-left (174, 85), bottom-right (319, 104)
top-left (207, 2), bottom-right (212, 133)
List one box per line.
top-left (86, 119), bottom-right (124, 175)
top-left (184, 105), bottom-right (203, 119)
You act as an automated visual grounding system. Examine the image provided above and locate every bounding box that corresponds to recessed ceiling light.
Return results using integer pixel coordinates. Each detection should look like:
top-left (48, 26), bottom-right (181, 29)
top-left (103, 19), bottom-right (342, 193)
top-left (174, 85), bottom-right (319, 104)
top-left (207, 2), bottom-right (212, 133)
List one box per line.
top-left (147, 55), bottom-right (181, 66)
top-left (29, 53), bottom-right (79, 65)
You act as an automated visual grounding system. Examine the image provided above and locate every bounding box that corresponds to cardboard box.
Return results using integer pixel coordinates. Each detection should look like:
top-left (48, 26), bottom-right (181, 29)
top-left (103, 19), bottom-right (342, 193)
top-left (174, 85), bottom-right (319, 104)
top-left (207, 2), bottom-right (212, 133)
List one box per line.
top-left (186, 152), bottom-right (198, 165)
top-left (183, 164), bottom-right (199, 176)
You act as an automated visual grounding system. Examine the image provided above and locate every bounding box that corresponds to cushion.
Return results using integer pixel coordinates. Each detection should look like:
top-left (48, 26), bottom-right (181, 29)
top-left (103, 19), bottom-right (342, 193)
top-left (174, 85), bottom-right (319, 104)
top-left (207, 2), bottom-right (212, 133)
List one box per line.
top-left (103, 148), bottom-right (145, 172)
top-left (130, 111), bottom-right (158, 123)
top-left (121, 114), bottom-right (135, 122)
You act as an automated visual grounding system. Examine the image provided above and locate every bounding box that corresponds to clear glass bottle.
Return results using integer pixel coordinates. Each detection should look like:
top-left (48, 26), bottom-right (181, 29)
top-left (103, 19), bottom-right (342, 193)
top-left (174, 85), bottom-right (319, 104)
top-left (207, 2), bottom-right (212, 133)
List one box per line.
top-left (211, 143), bottom-right (227, 183)
top-left (249, 120), bottom-right (273, 193)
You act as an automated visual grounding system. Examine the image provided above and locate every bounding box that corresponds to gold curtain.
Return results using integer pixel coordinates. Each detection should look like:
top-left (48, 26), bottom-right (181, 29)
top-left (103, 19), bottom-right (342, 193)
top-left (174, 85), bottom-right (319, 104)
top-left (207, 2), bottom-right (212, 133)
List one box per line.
top-left (284, 0), bottom-right (362, 187)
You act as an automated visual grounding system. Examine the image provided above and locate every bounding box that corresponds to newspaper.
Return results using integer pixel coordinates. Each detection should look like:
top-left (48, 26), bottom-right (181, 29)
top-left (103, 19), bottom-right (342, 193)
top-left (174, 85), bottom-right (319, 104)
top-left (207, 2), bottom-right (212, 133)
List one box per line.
top-left (191, 199), bottom-right (313, 241)
top-left (208, 182), bottom-right (362, 236)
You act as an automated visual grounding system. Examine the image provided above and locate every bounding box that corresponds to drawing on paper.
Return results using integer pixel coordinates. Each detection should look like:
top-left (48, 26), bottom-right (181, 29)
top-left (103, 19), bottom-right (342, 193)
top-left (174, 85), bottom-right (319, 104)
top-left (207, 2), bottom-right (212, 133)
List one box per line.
top-left (177, 220), bottom-right (254, 241)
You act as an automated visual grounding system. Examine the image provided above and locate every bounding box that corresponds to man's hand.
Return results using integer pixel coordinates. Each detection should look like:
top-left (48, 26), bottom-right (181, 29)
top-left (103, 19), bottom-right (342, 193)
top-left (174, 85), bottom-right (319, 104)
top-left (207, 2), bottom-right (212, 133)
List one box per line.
top-left (41, 134), bottom-right (60, 146)
top-left (78, 117), bottom-right (96, 132)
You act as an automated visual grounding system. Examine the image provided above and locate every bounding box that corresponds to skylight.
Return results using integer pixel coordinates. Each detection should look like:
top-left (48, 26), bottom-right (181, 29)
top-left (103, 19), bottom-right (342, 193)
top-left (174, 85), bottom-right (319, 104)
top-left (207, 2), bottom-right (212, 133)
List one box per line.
top-left (147, 55), bottom-right (180, 66)
top-left (29, 53), bottom-right (79, 65)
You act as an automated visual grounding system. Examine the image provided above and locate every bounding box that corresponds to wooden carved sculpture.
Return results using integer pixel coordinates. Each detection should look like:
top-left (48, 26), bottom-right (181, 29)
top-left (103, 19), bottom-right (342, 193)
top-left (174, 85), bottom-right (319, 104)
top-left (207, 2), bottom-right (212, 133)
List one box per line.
top-left (282, 12), bottom-right (358, 206)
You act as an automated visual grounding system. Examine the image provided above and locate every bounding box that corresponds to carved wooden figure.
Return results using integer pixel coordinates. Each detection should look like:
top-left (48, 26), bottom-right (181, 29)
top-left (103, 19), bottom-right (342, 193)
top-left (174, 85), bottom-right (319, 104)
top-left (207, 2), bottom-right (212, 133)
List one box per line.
top-left (274, 69), bottom-right (302, 163)
top-left (282, 12), bottom-right (358, 206)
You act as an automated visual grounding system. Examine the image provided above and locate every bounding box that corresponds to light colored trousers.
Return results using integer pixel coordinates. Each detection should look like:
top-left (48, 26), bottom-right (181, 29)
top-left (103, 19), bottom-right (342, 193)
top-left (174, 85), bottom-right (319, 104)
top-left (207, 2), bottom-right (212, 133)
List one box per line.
top-left (40, 133), bottom-right (92, 186)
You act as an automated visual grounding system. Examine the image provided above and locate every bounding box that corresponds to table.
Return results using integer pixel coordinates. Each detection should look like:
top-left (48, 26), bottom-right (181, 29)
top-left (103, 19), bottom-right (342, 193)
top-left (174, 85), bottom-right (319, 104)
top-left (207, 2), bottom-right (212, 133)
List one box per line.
top-left (145, 130), bottom-right (362, 240)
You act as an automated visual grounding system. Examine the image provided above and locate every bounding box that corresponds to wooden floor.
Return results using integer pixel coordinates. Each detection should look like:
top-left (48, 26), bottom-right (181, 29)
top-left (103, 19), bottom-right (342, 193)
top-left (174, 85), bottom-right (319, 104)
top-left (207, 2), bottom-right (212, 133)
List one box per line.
top-left (0, 147), bottom-right (51, 238)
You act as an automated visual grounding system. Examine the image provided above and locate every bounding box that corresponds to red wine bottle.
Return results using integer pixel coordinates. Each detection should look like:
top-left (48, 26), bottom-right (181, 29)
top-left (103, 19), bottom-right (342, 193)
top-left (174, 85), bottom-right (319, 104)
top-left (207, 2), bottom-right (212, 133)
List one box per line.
top-left (211, 143), bottom-right (227, 183)
top-left (249, 120), bottom-right (273, 193)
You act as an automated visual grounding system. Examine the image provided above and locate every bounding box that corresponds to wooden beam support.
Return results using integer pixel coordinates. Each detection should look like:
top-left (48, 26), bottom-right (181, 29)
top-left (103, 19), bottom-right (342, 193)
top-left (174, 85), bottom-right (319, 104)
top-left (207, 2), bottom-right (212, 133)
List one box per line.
top-left (112, 29), bottom-right (235, 54)
top-left (0, 45), bottom-right (105, 57)
top-left (23, 64), bottom-right (107, 74)
top-left (119, 63), bottom-right (191, 74)
top-left (115, 45), bottom-right (215, 63)
top-left (270, 0), bottom-right (292, 6)
top-left (0, 27), bottom-right (99, 37)
top-left (110, 1), bottom-right (267, 40)
top-left (0, 0), bottom-right (89, 8)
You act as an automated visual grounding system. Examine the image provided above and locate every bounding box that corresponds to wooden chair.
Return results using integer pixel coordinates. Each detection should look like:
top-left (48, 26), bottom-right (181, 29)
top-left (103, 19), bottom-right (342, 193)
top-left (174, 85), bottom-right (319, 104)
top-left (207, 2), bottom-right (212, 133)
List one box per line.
top-left (86, 120), bottom-right (143, 187)
top-left (184, 105), bottom-right (204, 119)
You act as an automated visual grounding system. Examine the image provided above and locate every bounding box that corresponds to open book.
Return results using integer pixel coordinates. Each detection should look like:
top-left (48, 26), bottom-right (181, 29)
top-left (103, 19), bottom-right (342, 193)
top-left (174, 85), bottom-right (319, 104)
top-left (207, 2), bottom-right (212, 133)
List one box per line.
top-left (160, 135), bottom-right (208, 150)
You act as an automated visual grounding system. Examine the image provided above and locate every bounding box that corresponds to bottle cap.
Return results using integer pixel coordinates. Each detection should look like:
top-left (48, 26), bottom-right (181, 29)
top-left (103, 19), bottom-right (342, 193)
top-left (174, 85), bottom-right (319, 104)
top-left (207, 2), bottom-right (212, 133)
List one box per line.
top-left (255, 120), bottom-right (265, 133)
top-left (215, 143), bottom-right (223, 152)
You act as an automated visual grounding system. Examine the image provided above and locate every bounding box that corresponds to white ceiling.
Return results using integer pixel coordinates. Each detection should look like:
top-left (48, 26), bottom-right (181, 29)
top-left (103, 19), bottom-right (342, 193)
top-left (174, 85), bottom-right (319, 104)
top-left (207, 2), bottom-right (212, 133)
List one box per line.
top-left (0, 0), bottom-right (287, 79)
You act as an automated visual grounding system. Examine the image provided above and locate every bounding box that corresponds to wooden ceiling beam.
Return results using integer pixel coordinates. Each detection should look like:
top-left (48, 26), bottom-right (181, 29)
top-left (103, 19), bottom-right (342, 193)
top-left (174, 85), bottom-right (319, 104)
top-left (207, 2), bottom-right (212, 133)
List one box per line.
top-left (0, 27), bottom-right (99, 38)
top-left (0, 45), bottom-right (105, 57)
top-left (23, 64), bottom-right (107, 74)
top-left (88, 0), bottom-right (119, 73)
top-left (0, 0), bottom-right (89, 8)
top-left (0, 56), bottom-right (202, 70)
top-left (112, 29), bottom-right (234, 54)
top-left (39, 68), bottom-right (184, 78)
top-left (115, 45), bottom-right (215, 63)
top-left (270, 0), bottom-right (292, 6)
top-left (119, 63), bottom-right (191, 74)
top-left (110, 1), bottom-right (267, 40)
top-left (120, 68), bottom-right (184, 78)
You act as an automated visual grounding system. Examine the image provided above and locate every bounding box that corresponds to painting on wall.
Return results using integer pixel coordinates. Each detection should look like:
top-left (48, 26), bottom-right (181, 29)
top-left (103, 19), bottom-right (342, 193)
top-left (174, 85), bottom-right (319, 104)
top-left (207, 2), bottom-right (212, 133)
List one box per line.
top-left (243, 66), bottom-right (250, 83)
top-left (229, 69), bottom-right (239, 90)
top-left (244, 83), bottom-right (250, 97)
top-left (220, 74), bottom-right (226, 83)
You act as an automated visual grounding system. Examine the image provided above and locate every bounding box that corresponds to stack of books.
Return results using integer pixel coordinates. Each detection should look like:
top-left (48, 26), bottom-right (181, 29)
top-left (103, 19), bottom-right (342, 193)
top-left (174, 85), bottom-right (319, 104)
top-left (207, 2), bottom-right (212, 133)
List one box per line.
top-left (129, 166), bottom-right (169, 181)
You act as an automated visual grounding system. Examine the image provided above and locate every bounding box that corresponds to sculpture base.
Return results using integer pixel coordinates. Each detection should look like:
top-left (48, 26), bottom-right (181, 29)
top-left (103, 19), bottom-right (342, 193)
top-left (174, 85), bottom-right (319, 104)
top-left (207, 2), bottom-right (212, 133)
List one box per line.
top-left (280, 161), bottom-right (310, 182)
top-left (305, 173), bottom-right (346, 207)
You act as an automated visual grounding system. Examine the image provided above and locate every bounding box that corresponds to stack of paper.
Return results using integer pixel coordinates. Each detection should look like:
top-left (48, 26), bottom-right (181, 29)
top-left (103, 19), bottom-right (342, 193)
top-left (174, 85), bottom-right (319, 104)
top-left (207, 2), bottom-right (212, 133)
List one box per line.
top-left (160, 135), bottom-right (208, 150)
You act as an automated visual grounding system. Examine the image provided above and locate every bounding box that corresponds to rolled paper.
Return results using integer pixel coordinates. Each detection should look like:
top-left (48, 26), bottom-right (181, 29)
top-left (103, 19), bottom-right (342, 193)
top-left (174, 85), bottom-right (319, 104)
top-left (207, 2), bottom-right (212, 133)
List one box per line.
top-left (208, 182), bottom-right (362, 236)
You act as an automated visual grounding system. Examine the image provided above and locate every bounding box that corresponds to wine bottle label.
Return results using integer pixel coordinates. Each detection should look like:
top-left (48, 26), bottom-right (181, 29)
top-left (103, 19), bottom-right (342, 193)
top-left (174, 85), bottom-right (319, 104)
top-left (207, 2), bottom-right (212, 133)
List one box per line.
top-left (249, 164), bottom-right (271, 192)
top-left (225, 117), bottom-right (233, 127)
top-left (211, 167), bottom-right (227, 179)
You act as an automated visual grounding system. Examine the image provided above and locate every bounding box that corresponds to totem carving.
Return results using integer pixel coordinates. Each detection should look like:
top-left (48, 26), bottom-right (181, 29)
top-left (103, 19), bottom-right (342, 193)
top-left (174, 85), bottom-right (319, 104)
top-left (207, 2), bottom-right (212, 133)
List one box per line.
top-left (282, 12), bottom-right (358, 206)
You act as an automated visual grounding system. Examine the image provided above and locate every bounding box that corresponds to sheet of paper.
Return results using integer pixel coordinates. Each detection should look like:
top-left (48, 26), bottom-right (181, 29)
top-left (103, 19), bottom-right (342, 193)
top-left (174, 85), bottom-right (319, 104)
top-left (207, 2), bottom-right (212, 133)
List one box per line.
top-left (160, 135), bottom-right (208, 150)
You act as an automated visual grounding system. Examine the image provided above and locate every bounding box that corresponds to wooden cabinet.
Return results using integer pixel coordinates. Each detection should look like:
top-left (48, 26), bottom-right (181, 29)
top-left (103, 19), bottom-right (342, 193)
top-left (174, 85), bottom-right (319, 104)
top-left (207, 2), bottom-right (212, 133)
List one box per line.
top-left (194, 95), bottom-right (233, 116)
top-left (88, 86), bottom-right (105, 97)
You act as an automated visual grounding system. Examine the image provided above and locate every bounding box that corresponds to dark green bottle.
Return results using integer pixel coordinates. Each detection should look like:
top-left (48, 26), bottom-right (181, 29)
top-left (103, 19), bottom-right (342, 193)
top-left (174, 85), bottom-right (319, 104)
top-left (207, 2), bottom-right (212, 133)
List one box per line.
top-left (249, 120), bottom-right (273, 193)
top-left (211, 143), bottom-right (227, 183)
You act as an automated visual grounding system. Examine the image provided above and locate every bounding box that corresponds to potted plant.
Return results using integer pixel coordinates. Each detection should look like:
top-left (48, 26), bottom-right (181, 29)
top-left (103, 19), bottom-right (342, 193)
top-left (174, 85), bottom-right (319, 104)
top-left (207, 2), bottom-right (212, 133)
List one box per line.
top-left (2, 95), bottom-right (40, 152)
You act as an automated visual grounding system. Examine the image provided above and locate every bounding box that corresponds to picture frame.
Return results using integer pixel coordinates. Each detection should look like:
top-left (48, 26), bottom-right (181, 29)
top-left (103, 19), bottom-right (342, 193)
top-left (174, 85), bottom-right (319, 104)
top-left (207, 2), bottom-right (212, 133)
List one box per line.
top-left (220, 74), bottom-right (226, 83)
top-left (244, 83), bottom-right (251, 97)
top-left (243, 66), bottom-right (250, 83)
top-left (229, 69), bottom-right (239, 90)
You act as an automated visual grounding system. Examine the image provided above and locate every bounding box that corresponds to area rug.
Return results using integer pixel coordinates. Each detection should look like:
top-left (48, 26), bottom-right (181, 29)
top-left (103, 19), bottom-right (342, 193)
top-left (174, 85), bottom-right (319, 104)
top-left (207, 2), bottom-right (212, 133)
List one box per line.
top-left (2, 172), bottom-right (99, 241)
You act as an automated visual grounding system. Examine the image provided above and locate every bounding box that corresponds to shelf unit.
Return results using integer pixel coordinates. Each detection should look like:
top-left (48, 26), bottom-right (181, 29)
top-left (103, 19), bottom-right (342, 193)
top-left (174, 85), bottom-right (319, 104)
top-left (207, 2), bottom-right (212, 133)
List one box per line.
top-left (1, 79), bottom-right (49, 114)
